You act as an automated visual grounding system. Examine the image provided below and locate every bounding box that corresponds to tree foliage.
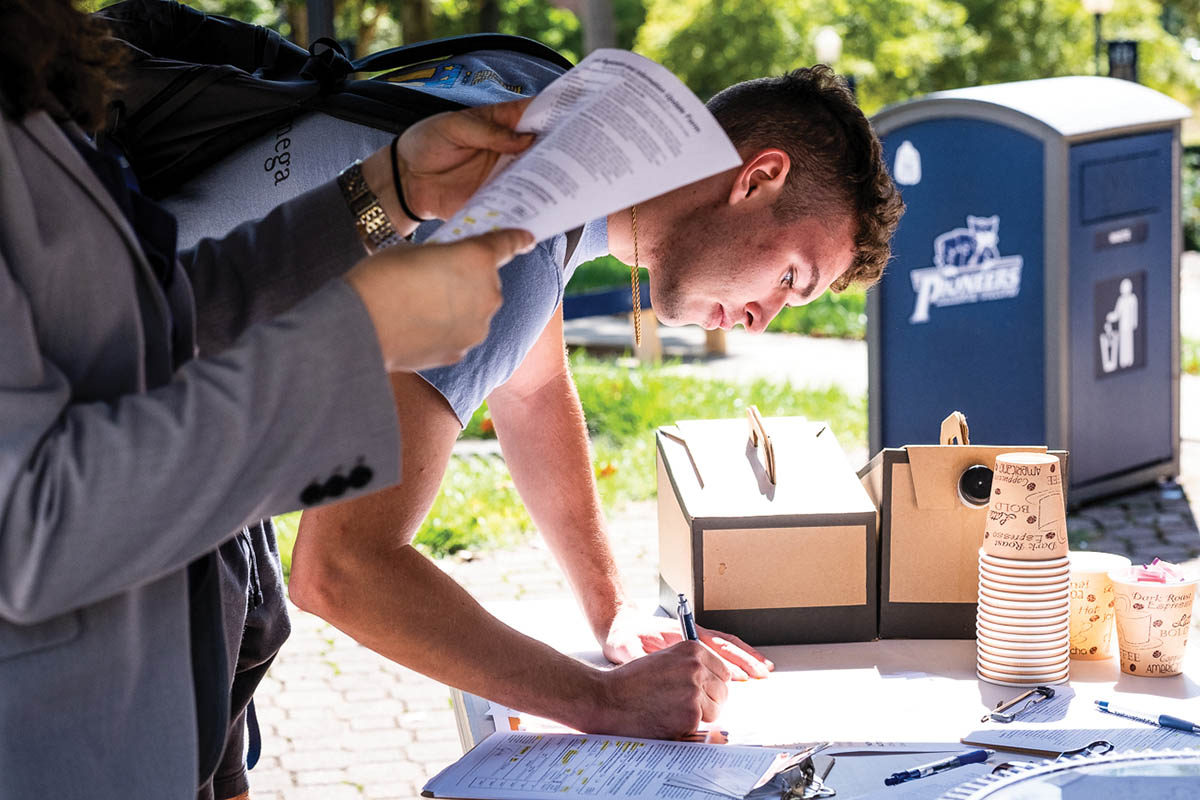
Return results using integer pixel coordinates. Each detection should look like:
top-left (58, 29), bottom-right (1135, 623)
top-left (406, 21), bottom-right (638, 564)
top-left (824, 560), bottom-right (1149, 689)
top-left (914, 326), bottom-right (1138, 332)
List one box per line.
top-left (98, 0), bottom-right (1198, 110)
top-left (636, 0), bottom-right (1200, 111)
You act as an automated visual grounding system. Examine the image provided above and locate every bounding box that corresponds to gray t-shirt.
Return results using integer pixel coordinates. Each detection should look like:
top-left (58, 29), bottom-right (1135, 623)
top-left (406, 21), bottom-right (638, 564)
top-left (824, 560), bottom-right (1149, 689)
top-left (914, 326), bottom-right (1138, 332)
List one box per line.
top-left (166, 69), bottom-right (608, 425)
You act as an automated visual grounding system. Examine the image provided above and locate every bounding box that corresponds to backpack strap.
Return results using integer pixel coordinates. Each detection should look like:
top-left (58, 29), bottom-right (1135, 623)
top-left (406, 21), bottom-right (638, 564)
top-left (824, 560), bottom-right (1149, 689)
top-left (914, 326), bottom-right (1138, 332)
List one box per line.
top-left (245, 698), bottom-right (262, 770)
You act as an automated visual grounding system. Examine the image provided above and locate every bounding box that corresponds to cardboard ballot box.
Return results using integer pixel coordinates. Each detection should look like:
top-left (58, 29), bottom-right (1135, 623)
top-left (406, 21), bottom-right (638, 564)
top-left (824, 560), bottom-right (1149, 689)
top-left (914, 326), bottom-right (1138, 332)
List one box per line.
top-left (858, 413), bottom-right (1068, 639)
top-left (656, 413), bottom-right (878, 646)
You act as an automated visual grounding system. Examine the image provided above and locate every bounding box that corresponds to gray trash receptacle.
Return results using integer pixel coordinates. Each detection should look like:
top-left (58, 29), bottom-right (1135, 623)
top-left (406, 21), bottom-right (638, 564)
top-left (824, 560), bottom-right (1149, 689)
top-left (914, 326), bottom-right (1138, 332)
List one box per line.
top-left (870, 77), bottom-right (1190, 504)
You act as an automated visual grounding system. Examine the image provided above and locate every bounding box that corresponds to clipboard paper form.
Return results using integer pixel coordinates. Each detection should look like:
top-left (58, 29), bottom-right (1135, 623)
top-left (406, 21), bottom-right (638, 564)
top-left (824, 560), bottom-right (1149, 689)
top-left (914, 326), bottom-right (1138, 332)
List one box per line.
top-left (428, 49), bottom-right (742, 246)
top-left (960, 687), bottom-right (1200, 757)
top-left (421, 731), bottom-right (805, 799)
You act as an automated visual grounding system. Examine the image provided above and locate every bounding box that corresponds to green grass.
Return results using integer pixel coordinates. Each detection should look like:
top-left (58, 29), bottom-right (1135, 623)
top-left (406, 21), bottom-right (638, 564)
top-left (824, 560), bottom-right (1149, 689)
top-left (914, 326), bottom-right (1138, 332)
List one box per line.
top-left (278, 352), bottom-right (867, 567)
top-left (274, 510), bottom-right (300, 581)
top-left (1185, 337), bottom-right (1200, 376)
top-left (277, 353), bottom-right (866, 566)
top-left (427, 352), bottom-right (866, 558)
top-left (565, 257), bottom-right (867, 339)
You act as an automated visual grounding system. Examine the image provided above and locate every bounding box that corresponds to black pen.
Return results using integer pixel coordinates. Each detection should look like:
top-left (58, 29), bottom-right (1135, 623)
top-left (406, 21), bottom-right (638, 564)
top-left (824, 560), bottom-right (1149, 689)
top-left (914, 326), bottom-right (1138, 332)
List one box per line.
top-left (677, 593), bottom-right (699, 641)
top-left (884, 749), bottom-right (993, 786)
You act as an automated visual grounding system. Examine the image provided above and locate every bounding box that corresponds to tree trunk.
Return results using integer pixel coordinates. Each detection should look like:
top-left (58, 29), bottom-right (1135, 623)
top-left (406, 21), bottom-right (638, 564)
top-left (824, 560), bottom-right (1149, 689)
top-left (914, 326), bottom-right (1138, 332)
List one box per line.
top-left (284, 0), bottom-right (309, 46)
top-left (582, 0), bottom-right (616, 53)
top-left (357, 3), bottom-right (383, 54)
top-left (307, 0), bottom-right (336, 42)
top-left (479, 0), bottom-right (501, 33)
top-left (400, 0), bottom-right (434, 44)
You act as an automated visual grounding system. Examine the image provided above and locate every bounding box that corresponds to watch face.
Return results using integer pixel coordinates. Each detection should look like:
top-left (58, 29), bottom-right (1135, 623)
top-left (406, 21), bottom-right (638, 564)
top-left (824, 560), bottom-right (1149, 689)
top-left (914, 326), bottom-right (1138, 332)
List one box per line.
top-left (942, 751), bottom-right (1200, 800)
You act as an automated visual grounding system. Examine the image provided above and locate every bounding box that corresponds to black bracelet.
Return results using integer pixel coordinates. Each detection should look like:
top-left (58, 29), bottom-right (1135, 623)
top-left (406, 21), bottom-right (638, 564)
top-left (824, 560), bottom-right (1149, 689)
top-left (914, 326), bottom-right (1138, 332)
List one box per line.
top-left (391, 134), bottom-right (429, 225)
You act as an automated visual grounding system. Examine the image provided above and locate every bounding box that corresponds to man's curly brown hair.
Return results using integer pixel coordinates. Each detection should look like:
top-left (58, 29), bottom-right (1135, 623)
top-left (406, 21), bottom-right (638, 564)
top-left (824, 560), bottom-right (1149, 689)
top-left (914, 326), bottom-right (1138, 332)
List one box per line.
top-left (0, 0), bottom-right (127, 132)
top-left (707, 66), bottom-right (904, 291)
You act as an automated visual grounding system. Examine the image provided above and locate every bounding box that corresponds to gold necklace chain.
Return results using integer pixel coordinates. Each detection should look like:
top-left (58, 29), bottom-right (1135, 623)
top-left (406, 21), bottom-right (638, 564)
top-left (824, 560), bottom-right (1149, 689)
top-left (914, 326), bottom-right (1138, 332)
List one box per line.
top-left (630, 205), bottom-right (642, 347)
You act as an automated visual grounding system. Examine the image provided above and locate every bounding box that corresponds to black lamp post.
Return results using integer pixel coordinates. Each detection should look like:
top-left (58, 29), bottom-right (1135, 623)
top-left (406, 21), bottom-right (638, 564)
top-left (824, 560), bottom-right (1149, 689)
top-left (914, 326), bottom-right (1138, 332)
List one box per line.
top-left (1081, 0), bottom-right (1114, 76)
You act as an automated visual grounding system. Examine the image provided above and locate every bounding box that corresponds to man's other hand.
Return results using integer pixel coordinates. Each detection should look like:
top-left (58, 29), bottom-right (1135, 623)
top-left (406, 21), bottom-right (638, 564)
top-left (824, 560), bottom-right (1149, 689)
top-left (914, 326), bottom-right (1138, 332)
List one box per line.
top-left (589, 641), bottom-right (731, 740)
top-left (601, 605), bottom-right (775, 681)
top-left (345, 228), bottom-right (533, 372)
top-left (396, 97), bottom-right (535, 221)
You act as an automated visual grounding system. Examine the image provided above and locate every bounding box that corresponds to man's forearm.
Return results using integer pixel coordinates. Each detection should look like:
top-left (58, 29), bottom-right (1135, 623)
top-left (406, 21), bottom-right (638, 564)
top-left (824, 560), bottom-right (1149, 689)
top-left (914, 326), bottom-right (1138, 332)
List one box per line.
top-left (290, 537), bottom-right (607, 730)
top-left (488, 367), bottom-right (629, 643)
top-left (289, 372), bottom-right (731, 738)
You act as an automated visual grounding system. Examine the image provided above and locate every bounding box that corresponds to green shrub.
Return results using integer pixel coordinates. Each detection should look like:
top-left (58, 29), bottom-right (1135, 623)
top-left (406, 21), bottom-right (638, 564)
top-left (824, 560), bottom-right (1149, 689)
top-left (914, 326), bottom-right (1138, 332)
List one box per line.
top-left (767, 289), bottom-right (866, 339)
top-left (565, 255), bottom-right (646, 295)
top-left (1185, 337), bottom-right (1200, 376)
top-left (443, 352), bottom-right (866, 555)
top-left (284, 353), bottom-right (869, 563)
top-left (274, 510), bottom-right (300, 582)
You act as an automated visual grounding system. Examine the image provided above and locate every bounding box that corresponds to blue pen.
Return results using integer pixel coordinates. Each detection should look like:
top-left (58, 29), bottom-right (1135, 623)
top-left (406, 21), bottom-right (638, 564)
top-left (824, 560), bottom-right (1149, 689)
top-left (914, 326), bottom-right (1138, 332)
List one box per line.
top-left (1095, 700), bottom-right (1200, 734)
top-left (677, 593), bottom-right (699, 641)
top-left (884, 749), bottom-right (993, 786)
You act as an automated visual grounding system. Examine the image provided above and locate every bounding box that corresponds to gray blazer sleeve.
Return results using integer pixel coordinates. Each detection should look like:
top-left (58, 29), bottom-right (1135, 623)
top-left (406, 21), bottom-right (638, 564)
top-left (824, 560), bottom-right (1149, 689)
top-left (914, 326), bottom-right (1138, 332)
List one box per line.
top-left (179, 178), bottom-right (368, 354)
top-left (0, 265), bottom-right (399, 625)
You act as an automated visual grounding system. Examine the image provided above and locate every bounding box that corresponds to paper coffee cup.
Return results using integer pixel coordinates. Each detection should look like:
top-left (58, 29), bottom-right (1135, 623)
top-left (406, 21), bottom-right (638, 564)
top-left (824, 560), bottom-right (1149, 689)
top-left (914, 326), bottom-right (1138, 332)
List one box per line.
top-left (979, 568), bottom-right (1075, 587)
top-left (1110, 564), bottom-right (1197, 677)
top-left (979, 585), bottom-right (1065, 609)
top-left (978, 640), bottom-right (1069, 661)
top-left (978, 608), bottom-right (1070, 628)
top-left (982, 453), bottom-right (1067, 560)
top-left (1068, 551), bottom-right (1131, 660)
top-left (980, 550), bottom-right (1070, 569)
top-left (977, 631), bottom-right (1070, 650)
top-left (978, 653), bottom-right (1070, 673)
top-left (977, 663), bottom-right (1069, 687)
top-left (980, 560), bottom-right (1071, 579)
top-left (977, 617), bottom-right (1069, 638)
top-left (984, 578), bottom-right (1070, 597)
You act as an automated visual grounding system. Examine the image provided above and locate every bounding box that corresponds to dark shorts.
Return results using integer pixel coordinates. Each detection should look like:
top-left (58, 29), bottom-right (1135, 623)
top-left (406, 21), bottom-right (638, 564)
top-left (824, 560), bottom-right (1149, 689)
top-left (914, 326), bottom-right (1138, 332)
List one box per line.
top-left (197, 519), bottom-right (292, 800)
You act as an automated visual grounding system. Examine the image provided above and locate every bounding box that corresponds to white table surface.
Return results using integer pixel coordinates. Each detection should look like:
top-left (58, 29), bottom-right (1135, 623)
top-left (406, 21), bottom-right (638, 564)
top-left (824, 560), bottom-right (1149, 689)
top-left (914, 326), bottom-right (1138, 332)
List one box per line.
top-left (458, 599), bottom-right (1200, 748)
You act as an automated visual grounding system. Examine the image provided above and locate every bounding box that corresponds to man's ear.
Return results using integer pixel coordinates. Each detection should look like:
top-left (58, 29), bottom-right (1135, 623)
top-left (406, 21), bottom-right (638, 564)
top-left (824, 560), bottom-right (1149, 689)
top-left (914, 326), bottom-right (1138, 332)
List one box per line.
top-left (727, 148), bottom-right (791, 208)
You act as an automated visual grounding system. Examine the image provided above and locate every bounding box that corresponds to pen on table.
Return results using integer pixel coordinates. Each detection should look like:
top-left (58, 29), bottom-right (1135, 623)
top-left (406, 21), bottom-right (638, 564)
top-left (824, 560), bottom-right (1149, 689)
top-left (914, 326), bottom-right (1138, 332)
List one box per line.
top-left (1095, 700), bottom-right (1200, 734)
top-left (883, 749), bottom-right (993, 786)
top-left (677, 593), bottom-right (699, 641)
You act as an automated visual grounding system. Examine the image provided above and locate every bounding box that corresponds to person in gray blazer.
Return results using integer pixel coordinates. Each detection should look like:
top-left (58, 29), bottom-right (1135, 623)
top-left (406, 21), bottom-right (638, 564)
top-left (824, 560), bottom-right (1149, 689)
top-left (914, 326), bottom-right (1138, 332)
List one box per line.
top-left (0, 1), bottom-right (543, 796)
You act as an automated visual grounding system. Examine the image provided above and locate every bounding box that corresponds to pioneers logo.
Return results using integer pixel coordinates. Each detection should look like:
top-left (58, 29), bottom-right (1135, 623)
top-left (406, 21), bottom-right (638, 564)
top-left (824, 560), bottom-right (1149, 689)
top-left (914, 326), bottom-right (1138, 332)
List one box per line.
top-left (908, 215), bottom-right (1024, 324)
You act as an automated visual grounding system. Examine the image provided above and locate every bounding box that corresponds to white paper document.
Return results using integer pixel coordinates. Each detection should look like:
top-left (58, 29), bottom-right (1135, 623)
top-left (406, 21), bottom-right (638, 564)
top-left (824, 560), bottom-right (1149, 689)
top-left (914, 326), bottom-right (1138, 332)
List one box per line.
top-left (428, 49), bottom-right (742, 245)
top-left (421, 731), bottom-right (794, 799)
top-left (963, 687), bottom-right (1200, 754)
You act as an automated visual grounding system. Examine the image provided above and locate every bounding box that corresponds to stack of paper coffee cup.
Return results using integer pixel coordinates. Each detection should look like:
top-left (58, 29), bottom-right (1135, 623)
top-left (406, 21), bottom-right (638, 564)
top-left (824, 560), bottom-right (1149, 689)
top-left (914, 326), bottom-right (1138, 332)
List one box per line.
top-left (976, 453), bottom-right (1071, 686)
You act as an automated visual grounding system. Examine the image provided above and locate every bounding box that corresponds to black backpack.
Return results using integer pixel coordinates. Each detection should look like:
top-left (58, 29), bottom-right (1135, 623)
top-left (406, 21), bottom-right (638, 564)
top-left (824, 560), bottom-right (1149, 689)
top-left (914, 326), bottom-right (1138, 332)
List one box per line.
top-left (97, 0), bottom-right (573, 198)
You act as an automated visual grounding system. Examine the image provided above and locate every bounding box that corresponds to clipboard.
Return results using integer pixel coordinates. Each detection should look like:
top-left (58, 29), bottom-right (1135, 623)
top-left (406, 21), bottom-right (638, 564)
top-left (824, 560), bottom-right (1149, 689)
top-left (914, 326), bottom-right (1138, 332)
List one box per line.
top-left (421, 731), bottom-right (823, 800)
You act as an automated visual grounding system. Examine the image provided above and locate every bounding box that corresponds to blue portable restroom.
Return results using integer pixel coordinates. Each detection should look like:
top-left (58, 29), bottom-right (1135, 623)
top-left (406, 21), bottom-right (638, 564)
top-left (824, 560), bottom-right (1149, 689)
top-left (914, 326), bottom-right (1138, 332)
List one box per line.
top-left (870, 77), bottom-right (1190, 504)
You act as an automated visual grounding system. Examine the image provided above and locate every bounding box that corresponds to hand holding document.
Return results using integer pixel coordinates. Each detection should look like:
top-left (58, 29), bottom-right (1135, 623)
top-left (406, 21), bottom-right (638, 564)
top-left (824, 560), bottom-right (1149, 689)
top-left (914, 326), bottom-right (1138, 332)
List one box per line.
top-left (429, 49), bottom-right (742, 245)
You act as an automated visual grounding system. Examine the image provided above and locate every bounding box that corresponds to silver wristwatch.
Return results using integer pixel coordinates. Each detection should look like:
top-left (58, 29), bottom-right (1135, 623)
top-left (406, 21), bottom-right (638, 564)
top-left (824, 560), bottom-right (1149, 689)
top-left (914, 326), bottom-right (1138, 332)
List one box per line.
top-left (337, 161), bottom-right (402, 252)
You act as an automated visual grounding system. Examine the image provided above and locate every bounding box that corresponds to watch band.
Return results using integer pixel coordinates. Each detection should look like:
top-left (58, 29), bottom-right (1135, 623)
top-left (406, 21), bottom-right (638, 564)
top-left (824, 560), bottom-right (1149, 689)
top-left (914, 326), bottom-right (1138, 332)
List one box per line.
top-left (337, 161), bottom-right (403, 252)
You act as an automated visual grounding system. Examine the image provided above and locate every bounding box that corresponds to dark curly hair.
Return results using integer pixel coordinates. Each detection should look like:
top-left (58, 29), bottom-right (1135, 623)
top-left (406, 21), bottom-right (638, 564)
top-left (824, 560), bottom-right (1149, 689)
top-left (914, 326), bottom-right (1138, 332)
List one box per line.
top-left (707, 66), bottom-right (904, 291)
top-left (0, 0), bottom-right (128, 131)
